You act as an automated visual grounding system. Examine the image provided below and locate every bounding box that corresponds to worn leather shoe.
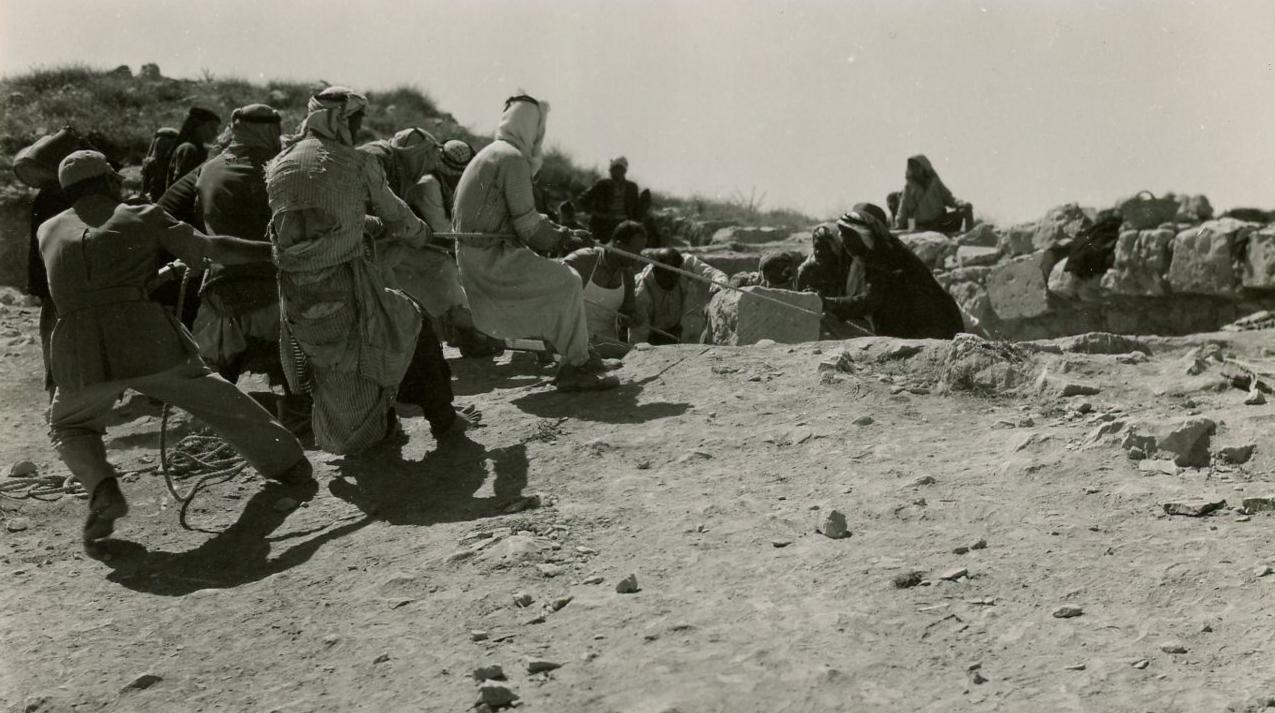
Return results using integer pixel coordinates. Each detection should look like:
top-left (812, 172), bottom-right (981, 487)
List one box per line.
top-left (83, 477), bottom-right (128, 543)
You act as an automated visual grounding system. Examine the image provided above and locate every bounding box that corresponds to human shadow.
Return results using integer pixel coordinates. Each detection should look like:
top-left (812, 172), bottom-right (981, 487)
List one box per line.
top-left (327, 435), bottom-right (530, 526)
top-left (510, 382), bottom-right (691, 424)
top-left (449, 353), bottom-right (552, 398)
top-left (93, 480), bottom-right (372, 596)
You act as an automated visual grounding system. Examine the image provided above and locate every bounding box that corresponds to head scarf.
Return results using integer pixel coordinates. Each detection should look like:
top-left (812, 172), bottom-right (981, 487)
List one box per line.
top-left (811, 224), bottom-right (846, 261)
top-left (758, 250), bottom-right (801, 288)
top-left (300, 86), bottom-right (368, 146)
top-left (496, 94), bottom-right (550, 176)
top-left (388, 127), bottom-right (440, 185)
top-left (223, 103), bottom-right (282, 160)
top-left (906, 154), bottom-right (946, 191)
top-left (438, 139), bottom-right (476, 177)
top-left (610, 156), bottom-right (629, 171)
top-left (837, 203), bottom-right (906, 257)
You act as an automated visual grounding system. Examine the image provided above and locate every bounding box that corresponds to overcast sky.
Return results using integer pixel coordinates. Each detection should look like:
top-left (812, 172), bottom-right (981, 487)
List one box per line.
top-left (2, 0), bottom-right (1272, 222)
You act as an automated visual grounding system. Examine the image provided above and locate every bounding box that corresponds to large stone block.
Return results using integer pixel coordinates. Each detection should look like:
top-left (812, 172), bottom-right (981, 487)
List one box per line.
top-left (957, 245), bottom-right (1000, 268)
top-left (1032, 203), bottom-right (1092, 251)
top-left (1047, 259), bottom-right (1107, 302)
top-left (1242, 224), bottom-right (1275, 290)
top-left (947, 281), bottom-right (996, 333)
top-left (1099, 228), bottom-right (1174, 296)
top-left (987, 251), bottom-right (1054, 321)
top-left (899, 231), bottom-right (956, 270)
top-left (1168, 218), bottom-right (1254, 297)
top-left (707, 286), bottom-right (822, 345)
top-left (710, 225), bottom-right (794, 246)
top-left (999, 223), bottom-right (1036, 257)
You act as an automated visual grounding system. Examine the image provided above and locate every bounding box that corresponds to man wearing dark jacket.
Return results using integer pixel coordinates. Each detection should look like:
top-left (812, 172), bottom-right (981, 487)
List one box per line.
top-left (575, 156), bottom-right (640, 243)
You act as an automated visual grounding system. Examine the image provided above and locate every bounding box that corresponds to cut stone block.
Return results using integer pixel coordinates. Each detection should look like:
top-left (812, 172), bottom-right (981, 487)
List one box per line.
top-left (707, 286), bottom-right (822, 345)
top-left (1243, 224), bottom-right (1275, 290)
top-left (957, 245), bottom-right (1000, 268)
top-left (1047, 259), bottom-right (1106, 302)
top-left (1101, 228), bottom-right (1174, 296)
top-left (987, 251), bottom-right (1054, 321)
top-left (1168, 218), bottom-right (1254, 297)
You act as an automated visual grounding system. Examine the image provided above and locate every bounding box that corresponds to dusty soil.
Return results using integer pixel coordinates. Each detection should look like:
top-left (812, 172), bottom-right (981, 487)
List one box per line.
top-left (2, 296), bottom-right (1275, 713)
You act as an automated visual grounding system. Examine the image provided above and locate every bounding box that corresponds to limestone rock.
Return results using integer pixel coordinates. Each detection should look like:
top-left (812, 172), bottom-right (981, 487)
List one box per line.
top-left (525, 658), bottom-right (562, 674)
top-left (957, 245), bottom-right (1000, 268)
top-left (1056, 332), bottom-right (1151, 355)
top-left (475, 682), bottom-right (519, 709)
top-left (707, 286), bottom-right (821, 346)
top-left (957, 223), bottom-right (1000, 247)
top-left (946, 281), bottom-right (997, 334)
top-left (473, 664), bottom-right (507, 681)
top-left (1168, 219), bottom-right (1255, 297)
top-left (987, 252), bottom-right (1054, 321)
top-left (815, 510), bottom-right (850, 539)
top-left (8, 461), bottom-right (37, 478)
top-left (6, 517), bottom-right (30, 533)
top-left (1033, 204), bottom-right (1092, 251)
top-left (899, 231), bottom-right (955, 270)
top-left (121, 673), bottom-right (162, 692)
top-left (710, 225), bottom-right (794, 246)
top-left (938, 335), bottom-right (1037, 396)
top-left (998, 223), bottom-right (1037, 257)
top-left (1101, 228), bottom-right (1174, 296)
top-left (1219, 444), bottom-right (1256, 465)
top-left (1163, 500), bottom-right (1227, 517)
top-left (1242, 224), bottom-right (1275, 290)
top-left (892, 570), bottom-right (924, 588)
top-left (615, 573), bottom-right (640, 594)
top-left (1157, 418), bottom-right (1216, 467)
top-left (1052, 605), bottom-right (1084, 619)
top-left (1047, 259), bottom-right (1106, 302)
top-left (1175, 194), bottom-right (1214, 223)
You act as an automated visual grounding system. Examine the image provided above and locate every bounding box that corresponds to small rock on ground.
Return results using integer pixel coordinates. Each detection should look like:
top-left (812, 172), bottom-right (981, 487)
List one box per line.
top-left (1160, 642), bottom-right (1188, 654)
top-left (1053, 605), bottom-right (1085, 619)
top-left (1163, 500), bottom-right (1227, 517)
top-left (6, 518), bottom-right (30, 533)
top-left (473, 664), bottom-right (506, 681)
top-left (121, 673), bottom-right (163, 692)
top-left (616, 573), bottom-right (640, 594)
top-left (475, 682), bottom-right (519, 709)
top-left (892, 571), bottom-right (924, 589)
top-left (940, 567), bottom-right (968, 581)
top-left (815, 510), bottom-right (850, 539)
top-left (512, 592), bottom-right (533, 607)
top-left (8, 461), bottom-right (37, 478)
top-left (525, 657), bottom-right (562, 674)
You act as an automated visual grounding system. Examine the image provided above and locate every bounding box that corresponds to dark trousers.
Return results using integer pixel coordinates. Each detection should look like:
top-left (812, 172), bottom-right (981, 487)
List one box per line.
top-left (396, 315), bottom-right (455, 433)
top-left (39, 299), bottom-right (57, 396)
top-left (917, 204), bottom-right (975, 236)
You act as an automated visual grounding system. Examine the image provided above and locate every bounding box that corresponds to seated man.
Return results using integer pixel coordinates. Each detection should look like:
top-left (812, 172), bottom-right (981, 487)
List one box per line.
top-left (894, 154), bottom-right (973, 235)
top-left (39, 150), bottom-right (310, 545)
top-left (453, 94), bottom-right (616, 392)
top-left (561, 220), bottom-right (648, 358)
top-left (631, 247), bottom-right (726, 345)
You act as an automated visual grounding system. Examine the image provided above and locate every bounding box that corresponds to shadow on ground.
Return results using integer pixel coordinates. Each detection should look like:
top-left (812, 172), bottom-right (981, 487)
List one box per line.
top-left (93, 480), bottom-right (370, 596)
top-left (511, 382), bottom-right (691, 424)
top-left (93, 431), bottom-right (527, 595)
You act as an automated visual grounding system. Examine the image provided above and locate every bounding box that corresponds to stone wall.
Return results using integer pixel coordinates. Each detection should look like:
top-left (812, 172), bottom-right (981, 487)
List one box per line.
top-left (942, 216), bottom-right (1275, 340)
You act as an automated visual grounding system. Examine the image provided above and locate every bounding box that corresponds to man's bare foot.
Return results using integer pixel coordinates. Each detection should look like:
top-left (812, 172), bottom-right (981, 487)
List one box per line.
top-left (554, 363), bottom-right (620, 392)
top-left (432, 404), bottom-right (484, 440)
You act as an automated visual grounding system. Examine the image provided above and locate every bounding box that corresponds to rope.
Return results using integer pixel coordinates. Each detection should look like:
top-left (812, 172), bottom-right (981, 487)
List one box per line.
top-left (0, 475), bottom-right (81, 501)
top-left (158, 262), bottom-right (248, 532)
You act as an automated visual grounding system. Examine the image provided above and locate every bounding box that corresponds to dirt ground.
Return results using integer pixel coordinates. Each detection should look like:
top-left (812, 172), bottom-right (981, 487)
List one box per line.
top-left (2, 296), bottom-right (1275, 713)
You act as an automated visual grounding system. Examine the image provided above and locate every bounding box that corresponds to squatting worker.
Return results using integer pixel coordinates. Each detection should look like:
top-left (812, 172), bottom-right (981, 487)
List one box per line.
top-left (827, 203), bottom-right (964, 339)
top-left (631, 247), bottom-right (727, 345)
top-left (266, 88), bottom-right (475, 454)
top-left (452, 93), bottom-right (617, 392)
top-left (562, 220), bottom-right (648, 358)
top-left (39, 150), bottom-right (310, 545)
